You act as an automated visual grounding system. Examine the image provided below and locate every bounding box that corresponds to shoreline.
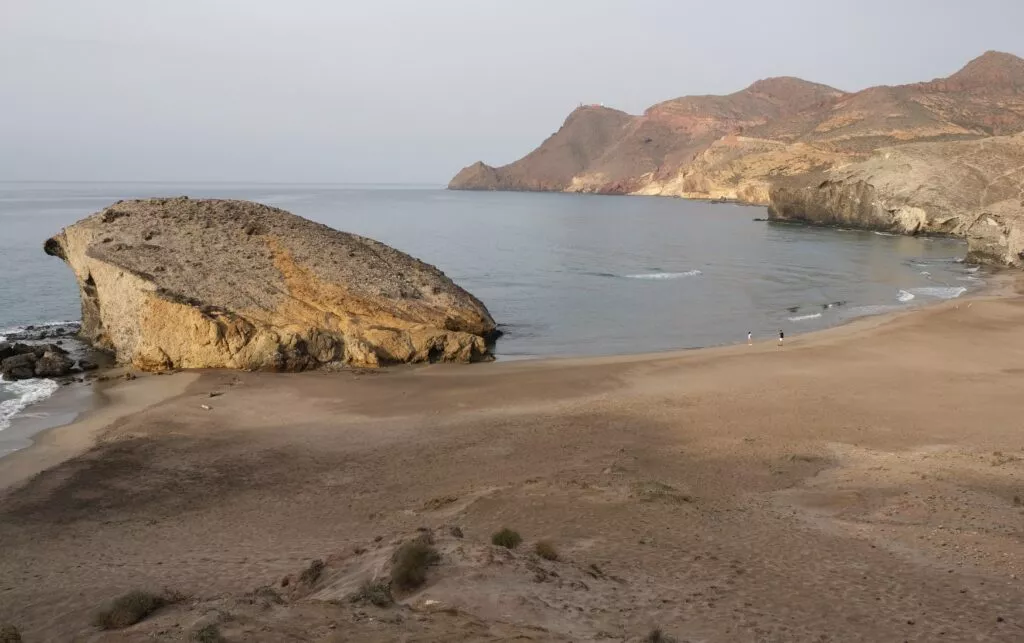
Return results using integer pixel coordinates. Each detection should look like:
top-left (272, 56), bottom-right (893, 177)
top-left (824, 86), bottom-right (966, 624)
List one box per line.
top-left (0, 271), bottom-right (1013, 495)
top-left (2, 271), bottom-right (1023, 639)
top-left (0, 371), bottom-right (198, 493)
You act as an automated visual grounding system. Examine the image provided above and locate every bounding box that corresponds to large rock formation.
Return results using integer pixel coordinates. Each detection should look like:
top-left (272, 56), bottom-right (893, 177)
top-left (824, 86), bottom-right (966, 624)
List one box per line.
top-left (44, 199), bottom-right (498, 371)
top-left (768, 133), bottom-right (1024, 266)
top-left (450, 51), bottom-right (1024, 206)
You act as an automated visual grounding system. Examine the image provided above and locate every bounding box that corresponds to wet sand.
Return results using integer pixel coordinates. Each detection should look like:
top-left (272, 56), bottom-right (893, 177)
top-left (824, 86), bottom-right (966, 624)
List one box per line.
top-left (1, 286), bottom-right (1023, 641)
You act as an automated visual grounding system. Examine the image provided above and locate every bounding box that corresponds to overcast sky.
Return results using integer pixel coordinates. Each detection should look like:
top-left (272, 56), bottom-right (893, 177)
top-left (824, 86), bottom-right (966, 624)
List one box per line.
top-left (2, 0), bottom-right (1022, 184)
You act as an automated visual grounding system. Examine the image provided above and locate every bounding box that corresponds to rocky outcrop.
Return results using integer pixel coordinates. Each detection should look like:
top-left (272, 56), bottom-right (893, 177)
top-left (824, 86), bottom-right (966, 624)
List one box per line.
top-left (450, 51), bottom-right (1024, 218)
top-left (768, 133), bottom-right (1024, 265)
top-left (0, 343), bottom-right (76, 380)
top-left (44, 198), bottom-right (498, 371)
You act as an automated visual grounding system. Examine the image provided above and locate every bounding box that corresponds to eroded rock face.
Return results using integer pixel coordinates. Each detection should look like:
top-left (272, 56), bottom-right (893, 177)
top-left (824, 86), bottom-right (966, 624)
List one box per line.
top-left (767, 133), bottom-right (1024, 266)
top-left (45, 198), bottom-right (498, 371)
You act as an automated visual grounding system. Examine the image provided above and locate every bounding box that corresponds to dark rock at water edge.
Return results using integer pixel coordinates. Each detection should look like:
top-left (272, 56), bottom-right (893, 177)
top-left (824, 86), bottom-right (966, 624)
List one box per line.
top-left (1, 353), bottom-right (38, 380)
top-left (34, 352), bottom-right (75, 378)
top-left (77, 358), bottom-right (99, 371)
top-left (0, 342), bottom-right (77, 380)
top-left (2, 322), bottom-right (81, 343)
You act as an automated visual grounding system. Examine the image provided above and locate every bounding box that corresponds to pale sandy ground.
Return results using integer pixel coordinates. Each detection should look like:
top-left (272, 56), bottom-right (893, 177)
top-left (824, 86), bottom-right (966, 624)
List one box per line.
top-left (1, 283), bottom-right (1024, 642)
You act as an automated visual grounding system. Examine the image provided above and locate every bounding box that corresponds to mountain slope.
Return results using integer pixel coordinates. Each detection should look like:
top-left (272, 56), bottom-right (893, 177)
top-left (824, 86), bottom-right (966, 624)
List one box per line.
top-left (450, 51), bottom-right (1024, 201)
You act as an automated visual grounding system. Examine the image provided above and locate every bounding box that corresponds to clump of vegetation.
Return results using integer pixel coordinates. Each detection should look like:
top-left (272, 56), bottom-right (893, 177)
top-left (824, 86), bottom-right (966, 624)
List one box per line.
top-left (92, 590), bottom-right (167, 630)
top-left (646, 627), bottom-right (677, 643)
top-left (534, 540), bottom-right (558, 561)
top-left (0, 623), bottom-right (22, 643)
top-left (192, 623), bottom-right (226, 643)
top-left (491, 528), bottom-right (522, 549)
top-left (391, 540), bottom-right (440, 590)
top-left (299, 559), bottom-right (325, 585)
top-left (351, 580), bottom-right (394, 607)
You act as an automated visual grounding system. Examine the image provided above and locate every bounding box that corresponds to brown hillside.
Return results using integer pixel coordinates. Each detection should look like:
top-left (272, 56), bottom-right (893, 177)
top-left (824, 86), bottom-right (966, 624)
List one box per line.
top-left (450, 51), bottom-right (1024, 202)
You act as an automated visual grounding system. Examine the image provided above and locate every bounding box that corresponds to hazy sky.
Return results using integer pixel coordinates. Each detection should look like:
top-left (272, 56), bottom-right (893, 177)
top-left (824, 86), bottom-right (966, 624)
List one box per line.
top-left (3, 0), bottom-right (1023, 184)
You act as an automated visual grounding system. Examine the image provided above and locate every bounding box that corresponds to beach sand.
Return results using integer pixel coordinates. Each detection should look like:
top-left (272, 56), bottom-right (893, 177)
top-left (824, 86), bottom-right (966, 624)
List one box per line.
top-left (1, 285), bottom-right (1024, 641)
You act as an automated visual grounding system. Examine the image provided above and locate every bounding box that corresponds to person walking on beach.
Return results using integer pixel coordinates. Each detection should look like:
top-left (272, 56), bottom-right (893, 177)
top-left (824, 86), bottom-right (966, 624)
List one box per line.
top-left (778, 329), bottom-right (784, 347)
top-left (747, 331), bottom-right (753, 345)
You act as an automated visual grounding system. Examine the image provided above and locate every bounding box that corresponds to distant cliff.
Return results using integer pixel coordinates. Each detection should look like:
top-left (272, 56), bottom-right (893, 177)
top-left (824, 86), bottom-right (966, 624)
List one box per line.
top-left (451, 50), bottom-right (1024, 265)
top-left (768, 133), bottom-right (1024, 266)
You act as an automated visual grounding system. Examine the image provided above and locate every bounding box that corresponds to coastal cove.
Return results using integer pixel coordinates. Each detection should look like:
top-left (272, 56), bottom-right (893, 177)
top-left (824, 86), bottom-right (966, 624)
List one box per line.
top-left (0, 183), bottom-right (988, 456)
top-left (1, 183), bottom-right (984, 358)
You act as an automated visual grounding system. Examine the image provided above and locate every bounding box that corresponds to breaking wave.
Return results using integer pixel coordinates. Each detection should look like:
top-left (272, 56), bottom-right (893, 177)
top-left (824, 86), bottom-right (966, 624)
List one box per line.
top-left (910, 286), bottom-right (967, 299)
top-left (897, 290), bottom-right (916, 303)
top-left (788, 312), bottom-right (823, 322)
top-left (0, 377), bottom-right (59, 432)
top-left (624, 270), bottom-right (702, 280)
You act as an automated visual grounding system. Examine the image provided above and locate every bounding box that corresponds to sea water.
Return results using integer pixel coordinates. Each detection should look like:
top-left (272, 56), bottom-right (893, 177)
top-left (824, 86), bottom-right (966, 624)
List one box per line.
top-left (0, 182), bottom-right (984, 428)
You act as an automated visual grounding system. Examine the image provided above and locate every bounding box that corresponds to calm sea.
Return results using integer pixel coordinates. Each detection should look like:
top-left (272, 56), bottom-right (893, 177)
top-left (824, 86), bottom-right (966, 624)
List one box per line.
top-left (0, 182), bottom-right (983, 431)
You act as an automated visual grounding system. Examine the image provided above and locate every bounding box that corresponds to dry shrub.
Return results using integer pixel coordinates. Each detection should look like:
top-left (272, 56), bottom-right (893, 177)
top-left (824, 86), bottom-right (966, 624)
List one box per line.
top-left (491, 528), bottom-right (522, 549)
top-left (391, 540), bottom-right (440, 590)
top-left (0, 623), bottom-right (22, 643)
top-left (646, 628), bottom-right (677, 643)
top-left (92, 590), bottom-right (166, 630)
top-left (351, 580), bottom-right (393, 607)
top-left (299, 559), bottom-right (325, 585)
top-left (192, 623), bottom-right (226, 643)
top-left (534, 540), bottom-right (558, 561)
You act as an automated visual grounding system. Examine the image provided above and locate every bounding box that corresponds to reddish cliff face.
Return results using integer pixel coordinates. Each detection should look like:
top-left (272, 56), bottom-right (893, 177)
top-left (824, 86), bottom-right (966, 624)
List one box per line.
top-left (449, 51), bottom-right (1024, 201)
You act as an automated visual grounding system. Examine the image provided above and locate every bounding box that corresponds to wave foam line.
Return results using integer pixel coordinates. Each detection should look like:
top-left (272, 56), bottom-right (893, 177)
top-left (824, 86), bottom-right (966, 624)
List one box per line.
top-left (911, 286), bottom-right (967, 299)
top-left (788, 312), bottom-right (823, 322)
top-left (624, 270), bottom-right (702, 280)
top-left (0, 377), bottom-right (59, 432)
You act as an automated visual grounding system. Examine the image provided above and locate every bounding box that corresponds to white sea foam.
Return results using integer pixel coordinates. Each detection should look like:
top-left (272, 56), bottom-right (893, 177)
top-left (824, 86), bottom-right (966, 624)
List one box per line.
top-left (873, 231), bottom-right (899, 237)
top-left (897, 290), bottom-right (916, 303)
top-left (624, 270), bottom-right (702, 280)
top-left (963, 266), bottom-right (980, 274)
top-left (920, 271), bottom-right (930, 276)
top-left (0, 377), bottom-right (59, 432)
top-left (0, 319), bottom-right (80, 343)
top-left (788, 312), bottom-right (822, 322)
top-left (910, 286), bottom-right (967, 299)
top-left (956, 276), bottom-right (983, 282)
top-left (846, 304), bottom-right (902, 318)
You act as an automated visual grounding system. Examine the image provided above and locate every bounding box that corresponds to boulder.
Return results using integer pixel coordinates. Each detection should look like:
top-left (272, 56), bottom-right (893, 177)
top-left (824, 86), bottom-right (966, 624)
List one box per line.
top-left (34, 351), bottom-right (75, 378)
top-left (0, 342), bottom-right (14, 361)
top-left (77, 359), bottom-right (99, 371)
top-left (1, 353), bottom-right (37, 380)
top-left (31, 343), bottom-right (68, 358)
top-left (44, 198), bottom-right (498, 371)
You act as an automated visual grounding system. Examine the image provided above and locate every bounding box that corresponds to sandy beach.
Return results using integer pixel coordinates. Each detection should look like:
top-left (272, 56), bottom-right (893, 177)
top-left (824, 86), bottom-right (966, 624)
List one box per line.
top-left (2, 283), bottom-right (1024, 642)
